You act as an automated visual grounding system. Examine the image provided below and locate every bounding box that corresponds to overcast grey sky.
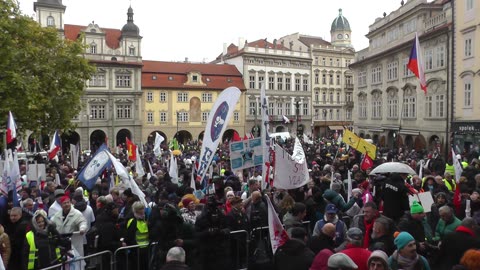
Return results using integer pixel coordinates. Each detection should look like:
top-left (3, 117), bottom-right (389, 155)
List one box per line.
top-left (19, 0), bottom-right (404, 62)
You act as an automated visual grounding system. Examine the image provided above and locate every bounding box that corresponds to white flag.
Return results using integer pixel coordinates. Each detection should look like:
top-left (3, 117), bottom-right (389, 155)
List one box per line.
top-left (452, 148), bottom-right (463, 183)
top-left (106, 151), bottom-right (148, 207)
top-left (261, 84), bottom-right (270, 190)
top-left (347, 170), bottom-right (353, 201)
top-left (282, 115), bottom-right (290, 124)
top-left (135, 147), bottom-right (145, 177)
top-left (153, 132), bottom-right (164, 157)
top-left (169, 152), bottom-right (179, 185)
top-left (418, 160), bottom-right (424, 180)
top-left (273, 138), bottom-right (309, 189)
top-left (265, 194), bottom-right (289, 254)
top-left (190, 164), bottom-right (196, 191)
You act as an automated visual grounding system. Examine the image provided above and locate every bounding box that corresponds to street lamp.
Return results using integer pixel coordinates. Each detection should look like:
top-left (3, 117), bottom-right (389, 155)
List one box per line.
top-left (393, 132), bottom-right (396, 150)
top-left (295, 99), bottom-right (300, 137)
top-left (322, 109), bottom-right (328, 139)
top-left (252, 108), bottom-right (259, 137)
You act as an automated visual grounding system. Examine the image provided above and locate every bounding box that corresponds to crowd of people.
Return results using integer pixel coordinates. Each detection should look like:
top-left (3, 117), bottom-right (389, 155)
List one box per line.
top-left (1, 135), bottom-right (480, 270)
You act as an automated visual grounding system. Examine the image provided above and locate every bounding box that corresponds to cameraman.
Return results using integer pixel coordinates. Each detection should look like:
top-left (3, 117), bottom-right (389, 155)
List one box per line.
top-left (22, 210), bottom-right (60, 270)
top-left (195, 196), bottom-right (231, 270)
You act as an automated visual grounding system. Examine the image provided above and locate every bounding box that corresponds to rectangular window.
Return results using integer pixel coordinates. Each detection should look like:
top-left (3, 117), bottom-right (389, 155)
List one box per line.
top-left (322, 74), bottom-right (327, 84)
top-left (129, 47), bottom-right (135, 56)
top-left (160, 112), bottom-right (167, 123)
top-left (315, 73), bottom-right (319, 84)
top-left (425, 49), bottom-right (433, 70)
top-left (315, 91), bottom-right (319, 103)
top-left (426, 96), bottom-right (433, 118)
top-left (147, 112), bottom-right (153, 123)
top-left (322, 58), bottom-right (326, 65)
top-left (116, 75), bottom-right (131, 87)
top-left (314, 57), bottom-right (319, 65)
top-left (276, 102), bottom-right (283, 116)
top-left (233, 111), bottom-right (239, 122)
top-left (337, 92), bottom-right (341, 104)
top-left (464, 82), bottom-right (472, 107)
top-left (89, 74), bottom-right (106, 87)
top-left (258, 76), bottom-right (264, 89)
top-left (303, 103), bottom-right (308, 115)
top-left (467, 0), bottom-right (474, 10)
top-left (387, 62), bottom-right (398, 81)
top-left (358, 71), bottom-right (367, 86)
top-left (202, 112), bottom-right (209, 122)
top-left (90, 105), bottom-right (106, 119)
top-left (329, 58), bottom-right (333, 66)
top-left (269, 76), bottom-right (275, 90)
top-left (90, 44), bottom-right (97, 54)
top-left (303, 79), bottom-right (308, 91)
top-left (177, 92), bottom-right (188, 102)
top-left (295, 78), bottom-right (301, 91)
top-left (465, 38), bottom-right (473, 57)
top-left (403, 58), bottom-right (414, 77)
top-left (336, 109), bottom-right (340, 120)
top-left (436, 46), bottom-right (445, 68)
top-left (249, 75), bottom-right (256, 88)
top-left (346, 110), bottom-right (352, 120)
top-left (116, 105), bottom-right (132, 119)
top-left (371, 66), bottom-right (382, 84)
top-left (336, 75), bottom-right (341, 85)
top-left (146, 92), bottom-right (153, 102)
top-left (435, 95), bottom-right (444, 117)
top-left (277, 77), bottom-right (283, 90)
top-left (285, 103), bottom-right (291, 115)
top-left (249, 102), bottom-right (257, 115)
top-left (160, 92), bottom-right (167, 102)
top-left (285, 78), bottom-right (291, 91)
top-left (178, 112), bottom-right (189, 122)
top-left (268, 103), bottom-right (274, 116)
top-left (201, 93), bottom-right (212, 102)
top-left (337, 59), bottom-right (340, 67)
top-left (192, 75), bottom-right (198, 82)
top-left (387, 99), bottom-right (398, 119)
top-left (329, 75), bottom-right (333, 85)
top-left (403, 97), bottom-right (416, 118)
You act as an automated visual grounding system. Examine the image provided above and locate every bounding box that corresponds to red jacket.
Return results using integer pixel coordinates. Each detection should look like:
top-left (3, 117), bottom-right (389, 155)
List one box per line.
top-left (340, 244), bottom-right (372, 270)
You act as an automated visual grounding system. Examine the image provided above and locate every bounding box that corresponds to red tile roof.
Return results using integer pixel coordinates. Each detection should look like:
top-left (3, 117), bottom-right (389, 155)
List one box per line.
top-left (214, 39), bottom-right (290, 61)
top-left (64, 24), bottom-right (122, 49)
top-left (298, 36), bottom-right (332, 47)
top-left (142, 60), bottom-right (246, 91)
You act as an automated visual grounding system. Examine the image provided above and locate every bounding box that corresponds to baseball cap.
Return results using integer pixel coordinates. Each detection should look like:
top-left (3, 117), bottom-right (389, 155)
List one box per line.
top-left (325, 203), bottom-right (338, 214)
top-left (347, 227), bottom-right (364, 241)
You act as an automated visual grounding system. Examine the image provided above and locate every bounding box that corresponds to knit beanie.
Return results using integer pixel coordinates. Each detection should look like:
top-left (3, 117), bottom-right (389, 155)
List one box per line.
top-left (394, 231), bottom-right (415, 250)
top-left (410, 200), bottom-right (424, 214)
top-left (368, 250), bottom-right (388, 269)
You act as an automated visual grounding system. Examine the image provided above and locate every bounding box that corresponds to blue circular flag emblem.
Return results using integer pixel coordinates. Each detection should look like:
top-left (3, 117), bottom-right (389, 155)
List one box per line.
top-left (210, 101), bottom-right (229, 141)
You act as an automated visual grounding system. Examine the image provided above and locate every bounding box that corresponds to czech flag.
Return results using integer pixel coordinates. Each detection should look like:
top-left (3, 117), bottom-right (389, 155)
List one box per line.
top-left (6, 111), bottom-right (17, 144)
top-left (48, 130), bottom-right (61, 160)
top-left (126, 137), bottom-right (137, 161)
top-left (407, 33), bottom-right (427, 94)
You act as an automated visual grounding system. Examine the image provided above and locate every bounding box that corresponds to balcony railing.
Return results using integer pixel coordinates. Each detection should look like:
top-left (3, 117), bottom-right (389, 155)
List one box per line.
top-left (425, 12), bottom-right (447, 32)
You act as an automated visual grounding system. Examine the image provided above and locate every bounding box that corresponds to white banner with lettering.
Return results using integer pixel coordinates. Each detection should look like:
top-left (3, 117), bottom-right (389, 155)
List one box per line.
top-left (273, 137), bottom-right (309, 189)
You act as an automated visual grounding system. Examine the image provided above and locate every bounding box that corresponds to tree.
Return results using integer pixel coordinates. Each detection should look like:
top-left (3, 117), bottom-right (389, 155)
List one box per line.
top-left (0, 0), bottom-right (95, 138)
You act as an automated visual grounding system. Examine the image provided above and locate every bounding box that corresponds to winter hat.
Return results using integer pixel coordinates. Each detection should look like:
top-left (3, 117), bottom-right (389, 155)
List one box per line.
top-left (394, 231), bottom-right (415, 250)
top-left (182, 198), bottom-right (193, 207)
top-left (367, 250), bottom-right (388, 269)
top-left (347, 227), bottom-right (364, 241)
top-left (59, 195), bottom-right (70, 204)
top-left (54, 189), bottom-right (65, 198)
top-left (327, 253), bottom-right (358, 269)
top-left (410, 200), bottom-right (424, 214)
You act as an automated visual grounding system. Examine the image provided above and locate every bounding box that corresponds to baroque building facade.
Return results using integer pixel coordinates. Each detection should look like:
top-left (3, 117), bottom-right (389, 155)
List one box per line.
top-left (279, 9), bottom-right (355, 139)
top-left (350, 0), bottom-right (452, 154)
top-left (141, 61), bottom-right (246, 144)
top-left (452, 0), bottom-right (480, 153)
top-left (33, 0), bottom-right (143, 151)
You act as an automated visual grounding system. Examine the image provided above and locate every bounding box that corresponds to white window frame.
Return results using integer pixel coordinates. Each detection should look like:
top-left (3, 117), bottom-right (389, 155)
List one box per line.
top-left (147, 112), bottom-right (154, 123)
top-left (146, 92), bottom-right (153, 102)
top-left (177, 92), bottom-right (188, 102)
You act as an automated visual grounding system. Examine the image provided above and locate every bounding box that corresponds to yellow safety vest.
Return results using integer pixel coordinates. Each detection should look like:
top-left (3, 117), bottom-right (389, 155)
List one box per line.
top-left (445, 164), bottom-right (455, 175)
top-left (127, 218), bottom-right (149, 247)
top-left (443, 178), bottom-right (456, 191)
top-left (462, 161), bottom-right (468, 169)
top-left (26, 231), bottom-right (60, 270)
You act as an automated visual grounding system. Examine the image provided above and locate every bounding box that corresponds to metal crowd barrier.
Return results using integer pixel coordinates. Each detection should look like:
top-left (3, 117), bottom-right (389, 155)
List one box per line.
top-left (113, 242), bottom-right (158, 270)
top-left (39, 250), bottom-right (113, 270)
top-left (230, 230), bottom-right (249, 270)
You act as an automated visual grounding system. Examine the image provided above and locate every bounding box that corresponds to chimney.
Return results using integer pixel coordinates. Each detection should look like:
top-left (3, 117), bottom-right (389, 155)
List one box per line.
top-left (223, 43), bottom-right (227, 56)
top-left (238, 37), bottom-right (245, 49)
top-left (184, 57), bottom-right (188, 63)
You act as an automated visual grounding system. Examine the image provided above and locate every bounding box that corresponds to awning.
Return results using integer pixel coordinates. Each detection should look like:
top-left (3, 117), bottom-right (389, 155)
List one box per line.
top-left (399, 130), bottom-right (420, 135)
top-left (328, 126), bottom-right (344, 130)
top-left (368, 128), bottom-right (384, 133)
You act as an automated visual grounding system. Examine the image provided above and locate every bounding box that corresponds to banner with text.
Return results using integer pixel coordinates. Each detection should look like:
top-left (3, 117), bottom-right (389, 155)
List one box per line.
top-left (273, 137), bottom-right (310, 189)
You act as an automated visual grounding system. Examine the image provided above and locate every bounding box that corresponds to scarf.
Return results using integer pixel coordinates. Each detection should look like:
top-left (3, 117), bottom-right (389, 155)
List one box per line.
top-left (392, 250), bottom-right (420, 270)
top-left (363, 217), bottom-right (374, 248)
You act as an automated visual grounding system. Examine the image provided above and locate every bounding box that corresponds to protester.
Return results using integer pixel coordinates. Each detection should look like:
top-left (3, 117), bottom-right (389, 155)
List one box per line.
top-left (273, 227), bottom-right (315, 270)
top-left (388, 232), bottom-right (430, 270)
top-left (340, 227), bottom-right (372, 270)
top-left (160, 247), bottom-right (190, 270)
top-left (367, 250), bottom-right (389, 270)
top-left (327, 253), bottom-right (358, 270)
top-left (313, 204), bottom-right (348, 248)
top-left (51, 195), bottom-right (87, 235)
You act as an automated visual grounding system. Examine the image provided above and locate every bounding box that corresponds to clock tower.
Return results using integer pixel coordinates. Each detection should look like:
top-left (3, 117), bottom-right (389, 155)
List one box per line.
top-left (330, 8), bottom-right (352, 48)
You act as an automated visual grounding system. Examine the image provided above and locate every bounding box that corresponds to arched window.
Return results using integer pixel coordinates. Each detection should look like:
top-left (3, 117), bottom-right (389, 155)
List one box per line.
top-left (47, 16), bottom-right (55, 26)
top-left (90, 42), bottom-right (97, 54)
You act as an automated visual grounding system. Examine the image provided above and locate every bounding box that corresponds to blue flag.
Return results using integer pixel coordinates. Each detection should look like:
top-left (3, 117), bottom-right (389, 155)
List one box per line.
top-left (77, 144), bottom-right (112, 190)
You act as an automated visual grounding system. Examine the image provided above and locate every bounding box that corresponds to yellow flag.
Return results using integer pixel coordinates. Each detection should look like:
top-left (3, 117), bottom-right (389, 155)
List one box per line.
top-left (342, 129), bottom-right (360, 149)
top-left (357, 139), bottom-right (377, 159)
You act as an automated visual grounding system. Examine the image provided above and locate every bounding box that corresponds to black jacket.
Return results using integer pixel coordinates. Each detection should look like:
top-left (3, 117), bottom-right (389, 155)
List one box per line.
top-left (435, 226), bottom-right (480, 270)
top-left (274, 239), bottom-right (315, 270)
top-left (381, 174), bottom-right (410, 222)
top-left (307, 232), bottom-right (335, 255)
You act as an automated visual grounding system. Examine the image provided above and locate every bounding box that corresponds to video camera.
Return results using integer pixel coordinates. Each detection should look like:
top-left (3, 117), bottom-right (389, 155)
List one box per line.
top-left (49, 233), bottom-right (72, 253)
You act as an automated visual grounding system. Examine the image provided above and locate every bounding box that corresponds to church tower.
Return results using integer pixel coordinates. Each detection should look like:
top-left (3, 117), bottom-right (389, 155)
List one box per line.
top-left (330, 8), bottom-right (352, 48)
top-left (34, 0), bottom-right (66, 31)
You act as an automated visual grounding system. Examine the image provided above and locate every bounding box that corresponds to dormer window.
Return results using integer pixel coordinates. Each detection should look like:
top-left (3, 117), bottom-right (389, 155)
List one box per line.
top-left (90, 42), bottom-right (97, 54)
top-left (47, 16), bottom-right (55, 27)
top-left (192, 75), bottom-right (198, 82)
top-left (129, 46), bottom-right (135, 56)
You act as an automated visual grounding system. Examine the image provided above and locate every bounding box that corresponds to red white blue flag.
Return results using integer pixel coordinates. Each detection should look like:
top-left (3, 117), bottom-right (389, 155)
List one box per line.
top-left (6, 111), bottom-right (16, 144)
top-left (48, 130), bottom-right (61, 160)
top-left (408, 33), bottom-right (427, 94)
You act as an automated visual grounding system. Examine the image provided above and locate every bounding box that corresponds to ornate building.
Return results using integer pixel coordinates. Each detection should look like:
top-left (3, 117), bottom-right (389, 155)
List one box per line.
top-left (279, 9), bottom-right (355, 139)
top-left (33, 0), bottom-right (143, 151)
top-left (452, 0), bottom-right (480, 152)
top-left (350, 0), bottom-right (452, 154)
top-left (213, 39), bottom-right (312, 138)
top-left (141, 61), bottom-right (246, 144)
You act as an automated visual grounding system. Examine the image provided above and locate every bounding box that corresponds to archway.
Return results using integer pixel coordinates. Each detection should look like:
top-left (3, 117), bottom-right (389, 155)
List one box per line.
top-left (359, 133), bottom-right (365, 138)
top-left (276, 126), bottom-right (286, 132)
top-left (61, 131), bottom-right (80, 153)
top-left (222, 129), bottom-right (238, 142)
top-left (148, 131), bottom-right (167, 145)
top-left (372, 134), bottom-right (379, 144)
top-left (379, 135), bottom-right (386, 147)
top-left (198, 131), bottom-right (204, 142)
top-left (405, 135), bottom-right (414, 150)
top-left (365, 134), bottom-right (372, 139)
top-left (116, 129), bottom-right (132, 147)
top-left (90, 130), bottom-right (107, 153)
top-left (387, 130), bottom-right (396, 149)
top-left (176, 130), bottom-right (192, 145)
top-left (414, 135), bottom-right (426, 151)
